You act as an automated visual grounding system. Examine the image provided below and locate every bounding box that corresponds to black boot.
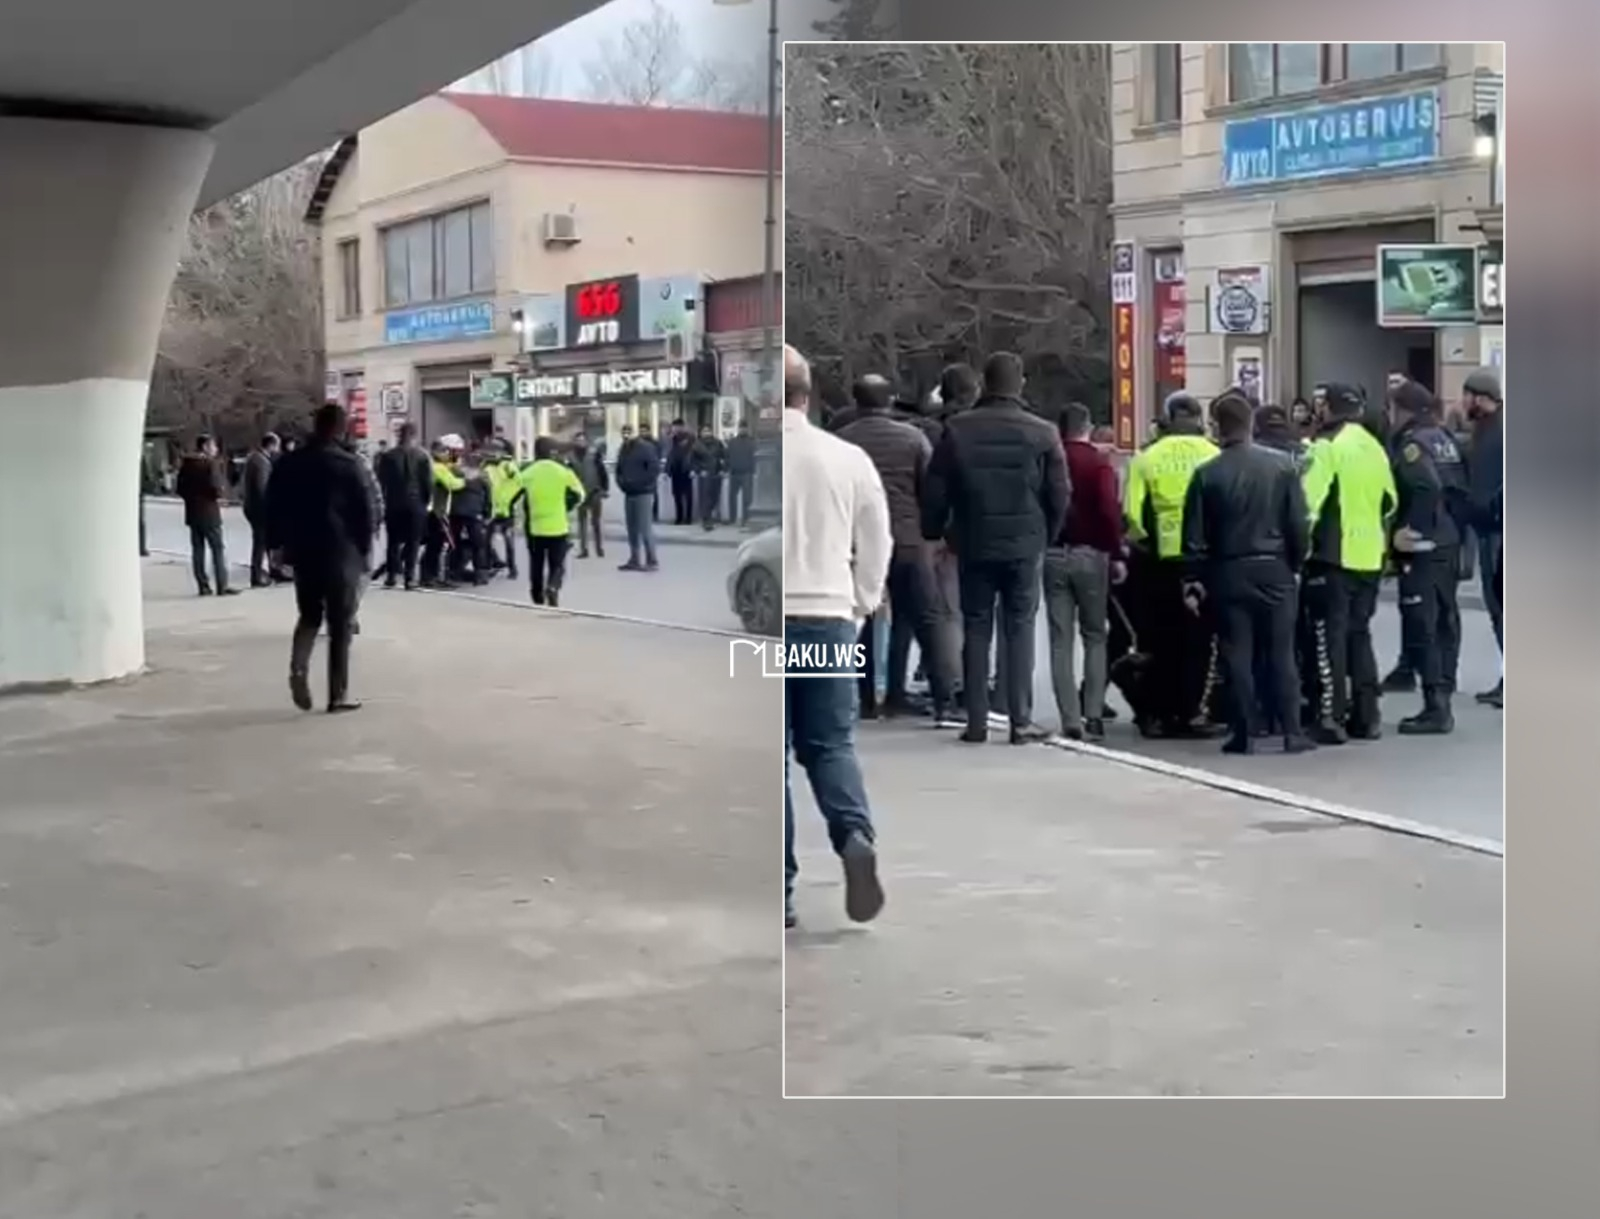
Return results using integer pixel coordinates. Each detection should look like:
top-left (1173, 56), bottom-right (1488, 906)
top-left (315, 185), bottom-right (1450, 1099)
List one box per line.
top-left (1308, 718), bottom-right (1348, 746)
top-left (1398, 689), bottom-right (1454, 735)
top-left (1381, 663), bottom-right (1416, 693)
top-left (1475, 679), bottom-right (1504, 709)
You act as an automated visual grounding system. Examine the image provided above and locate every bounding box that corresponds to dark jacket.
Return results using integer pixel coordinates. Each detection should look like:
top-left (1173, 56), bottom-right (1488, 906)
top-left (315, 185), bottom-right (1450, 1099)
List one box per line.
top-left (615, 436), bottom-right (662, 496)
top-left (1390, 419), bottom-right (1463, 550)
top-left (241, 449), bottom-right (274, 519)
top-left (921, 395), bottom-right (1071, 564)
top-left (1467, 411), bottom-right (1503, 534)
top-left (374, 444), bottom-right (434, 516)
top-left (1254, 421), bottom-right (1308, 472)
top-left (1059, 438), bottom-right (1124, 555)
top-left (570, 446), bottom-right (610, 496)
top-left (838, 409), bottom-right (934, 550)
top-left (264, 439), bottom-right (377, 574)
top-left (690, 436), bottom-right (728, 477)
top-left (175, 455), bottom-right (227, 529)
top-left (726, 432), bottom-right (758, 476)
top-left (448, 468), bottom-right (490, 520)
top-left (893, 404), bottom-right (944, 448)
top-left (1181, 440), bottom-right (1308, 576)
top-left (666, 433), bottom-right (694, 477)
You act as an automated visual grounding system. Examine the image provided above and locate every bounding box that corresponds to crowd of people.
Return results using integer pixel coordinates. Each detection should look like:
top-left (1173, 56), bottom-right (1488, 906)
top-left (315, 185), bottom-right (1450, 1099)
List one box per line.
top-left (782, 341), bottom-right (1505, 928)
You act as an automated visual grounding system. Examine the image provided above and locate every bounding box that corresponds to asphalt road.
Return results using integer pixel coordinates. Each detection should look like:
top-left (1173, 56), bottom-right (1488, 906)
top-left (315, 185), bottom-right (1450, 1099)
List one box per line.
top-left (146, 499), bottom-right (746, 636)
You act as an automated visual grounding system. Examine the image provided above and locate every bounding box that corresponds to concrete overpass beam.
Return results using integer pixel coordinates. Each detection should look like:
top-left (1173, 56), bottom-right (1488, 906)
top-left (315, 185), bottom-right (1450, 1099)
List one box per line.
top-left (0, 116), bottom-right (214, 690)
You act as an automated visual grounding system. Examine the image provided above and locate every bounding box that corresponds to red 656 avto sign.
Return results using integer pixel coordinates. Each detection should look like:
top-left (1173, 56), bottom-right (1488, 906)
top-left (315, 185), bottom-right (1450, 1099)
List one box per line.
top-left (565, 274), bottom-right (640, 347)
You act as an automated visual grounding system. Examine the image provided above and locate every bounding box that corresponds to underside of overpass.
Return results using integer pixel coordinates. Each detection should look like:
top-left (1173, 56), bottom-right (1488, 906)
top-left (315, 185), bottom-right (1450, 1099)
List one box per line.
top-left (0, 0), bottom-right (605, 689)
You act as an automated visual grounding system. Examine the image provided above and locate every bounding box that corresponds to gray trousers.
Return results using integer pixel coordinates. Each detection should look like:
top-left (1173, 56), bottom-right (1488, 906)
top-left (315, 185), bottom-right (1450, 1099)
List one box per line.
top-left (1043, 546), bottom-right (1111, 730)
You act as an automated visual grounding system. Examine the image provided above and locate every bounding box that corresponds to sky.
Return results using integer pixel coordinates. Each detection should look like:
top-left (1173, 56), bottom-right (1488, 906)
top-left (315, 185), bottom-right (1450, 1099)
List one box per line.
top-left (453, 0), bottom-right (832, 99)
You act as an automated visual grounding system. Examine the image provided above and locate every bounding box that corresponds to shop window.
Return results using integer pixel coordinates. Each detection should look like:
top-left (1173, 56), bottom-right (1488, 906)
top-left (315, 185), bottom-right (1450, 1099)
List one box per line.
top-left (336, 238), bottom-right (361, 318)
top-left (381, 201), bottom-right (495, 309)
top-left (1151, 43), bottom-right (1182, 124)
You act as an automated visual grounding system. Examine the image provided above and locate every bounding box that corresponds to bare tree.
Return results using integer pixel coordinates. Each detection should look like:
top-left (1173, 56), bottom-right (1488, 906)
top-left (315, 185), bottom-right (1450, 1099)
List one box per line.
top-left (583, 0), bottom-right (701, 106)
top-left (784, 43), bottom-right (1114, 414)
top-left (151, 162), bottom-right (325, 447)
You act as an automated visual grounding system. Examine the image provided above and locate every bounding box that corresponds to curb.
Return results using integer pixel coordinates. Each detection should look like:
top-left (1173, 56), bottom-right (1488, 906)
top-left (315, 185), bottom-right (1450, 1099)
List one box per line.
top-left (984, 711), bottom-right (1504, 859)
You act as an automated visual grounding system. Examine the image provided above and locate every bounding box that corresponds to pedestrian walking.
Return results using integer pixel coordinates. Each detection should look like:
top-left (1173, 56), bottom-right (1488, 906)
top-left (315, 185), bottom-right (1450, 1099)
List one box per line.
top-left (517, 436), bottom-right (587, 607)
top-left (838, 374), bottom-right (958, 726)
top-left (921, 352), bottom-right (1070, 745)
top-left (569, 432), bottom-right (609, 559)
top-left (926, 363), bottom-right (979, 703)
top-left (1043, 403), bottom-right (1126, 741)
top-left (615, 423), bottom-right (662, 571)
top-left (1461, 367), bottom-right (1504, 708)
top-left (1181, 392), bottom-right (1314, 755)
top-left (240, 433), bottom-right (280, 587)
top-left (725, 419), bottom-right (757, 527)
top-left (264, 403), bottom-right (375, 714)
top-left (374, 422), bottom-right (432, 590)
top-left (174, 434), bottom-right (237, 596)
top-left (783, 344), bottom-right (891, 930)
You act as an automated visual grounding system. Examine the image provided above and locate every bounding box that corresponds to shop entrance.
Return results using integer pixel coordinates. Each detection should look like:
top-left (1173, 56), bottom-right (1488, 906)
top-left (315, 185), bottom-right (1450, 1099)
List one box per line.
top-left (1297, 277), bottom-right (1435, 405)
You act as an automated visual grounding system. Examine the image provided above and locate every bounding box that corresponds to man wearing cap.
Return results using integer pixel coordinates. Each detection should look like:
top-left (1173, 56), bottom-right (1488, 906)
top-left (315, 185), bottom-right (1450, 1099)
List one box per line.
top-left (1387, 381), bottom-right (1465, 734)
top-left (1461, 367), bottom-right (1504, 708)
top-left (1300, 383), bottom-right (1397, 742)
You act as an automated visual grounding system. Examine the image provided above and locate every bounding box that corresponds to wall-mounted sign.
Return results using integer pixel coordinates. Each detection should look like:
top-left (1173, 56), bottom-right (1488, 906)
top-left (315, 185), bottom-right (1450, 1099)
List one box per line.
top-left (1208, 265), bottom-right (1270, 335)
top-left (565, 275), bottom-right (641, 346)
top-left (639, 274), bottom-right (703, 343)
top-left (384, 300), bottom-right (496, 345)
top-left (1111, 241), bottom-right (1137, 304)
top-left (1223, 89), bottom-right (1439, 188)
top-left (380, 382), bottom-right (408, 417)
top-left (1112, 301), bottom-right (1137, 451)
top-left (514, 294), bottom-right (565, 352)
top-left (348, 386), bottom-right (370, 439)
top-left (516, 364), bottom-right (689, 403)
top-left (1231, 348), bottom-right (1265, 405)
top-left (323, 370), bottom-right (344, 403)
top-left (1154, 276), bottom-right (1186, 388)
top-left (1476, 246), bottom-right (1503, 324)
top-left (470, 371), bottom-right (516, 407)
top-left (1377, 244), bottom-right (1478, 328)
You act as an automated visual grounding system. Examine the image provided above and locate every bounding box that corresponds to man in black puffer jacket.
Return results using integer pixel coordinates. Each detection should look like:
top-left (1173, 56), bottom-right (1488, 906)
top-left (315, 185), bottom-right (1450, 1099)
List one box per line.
top-left (922, 352), bottom-right (1071, 743)
top-left (840, 375), bottom-right (956, 724)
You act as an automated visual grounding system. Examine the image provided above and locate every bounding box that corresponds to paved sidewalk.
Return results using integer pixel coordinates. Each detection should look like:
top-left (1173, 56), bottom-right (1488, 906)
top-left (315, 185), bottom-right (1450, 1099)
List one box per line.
top-left (785, 721), bottom-right (1503, 1098)
top-left (0, 563), bottom-right (810, 1216)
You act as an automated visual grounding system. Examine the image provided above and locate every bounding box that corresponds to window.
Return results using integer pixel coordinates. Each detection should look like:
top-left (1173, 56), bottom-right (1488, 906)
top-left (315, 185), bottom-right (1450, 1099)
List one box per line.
top-left (336, 239), bottom-right (361, 318)
top-left (1333, 43), bottom-right (1443, 81)
top-left (380, 201), bottom-right (494, 309)
top-left (1152, 43), bottom-right (1182, 124)
top-left (1228, 43), bottom-right (1442, 102)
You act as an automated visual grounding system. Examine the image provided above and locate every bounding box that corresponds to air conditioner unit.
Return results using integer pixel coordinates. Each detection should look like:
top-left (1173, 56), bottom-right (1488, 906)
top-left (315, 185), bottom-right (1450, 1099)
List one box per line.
top-left (664, 330), bottom-right (691, 362)
top-left (542, 212), bottom-right (580, 245)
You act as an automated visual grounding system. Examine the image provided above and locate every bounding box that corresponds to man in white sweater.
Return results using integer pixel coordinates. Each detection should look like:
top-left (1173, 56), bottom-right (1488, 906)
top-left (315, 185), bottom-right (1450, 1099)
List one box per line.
top-left (783, 344), bottom-right (893, 930)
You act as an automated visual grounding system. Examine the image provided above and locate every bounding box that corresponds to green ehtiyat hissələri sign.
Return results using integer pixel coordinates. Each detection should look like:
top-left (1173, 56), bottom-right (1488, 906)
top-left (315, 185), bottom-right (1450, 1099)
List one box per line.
top-left (1376, 245), bottom-right (1479, 328)
top-left (471, 371), bottom-right (516, 406)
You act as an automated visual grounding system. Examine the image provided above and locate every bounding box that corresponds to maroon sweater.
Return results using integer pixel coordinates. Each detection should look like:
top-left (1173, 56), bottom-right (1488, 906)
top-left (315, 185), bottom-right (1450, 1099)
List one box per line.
top-left (1056, 439), bottom-right (1125, 556)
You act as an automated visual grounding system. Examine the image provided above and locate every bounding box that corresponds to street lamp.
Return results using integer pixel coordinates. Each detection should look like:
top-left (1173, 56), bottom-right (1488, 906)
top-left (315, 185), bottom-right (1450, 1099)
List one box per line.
top-left (714, 0), bottom-right (781, 525)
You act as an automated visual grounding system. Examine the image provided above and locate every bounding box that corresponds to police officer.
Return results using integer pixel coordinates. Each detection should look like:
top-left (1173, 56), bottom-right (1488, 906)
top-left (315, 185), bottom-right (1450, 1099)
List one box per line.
top-left (1123, 392), bottom-right (1220, 738)
top-left (1388, 381), bottom-right (1464, 734)
top-left (1300, 384), bottom-right (1397, 743)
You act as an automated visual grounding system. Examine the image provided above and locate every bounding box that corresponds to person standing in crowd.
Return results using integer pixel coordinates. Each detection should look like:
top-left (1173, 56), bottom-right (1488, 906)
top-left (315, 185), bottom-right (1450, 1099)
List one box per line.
top-left (1252, 404), bottom-right (1308, 471)
top-left (516, 436), bottom-right (586, 608)
top-left (928, 363), bottom-right (979, 704)
top-left (420, 440), bottom-right (464, 588)
top-left (1043, 403), bottom-right (1125, 742)
top-left (922, 352), bottom-right (1069, 745)
top-left (1461, 368), bottom-right (1504, 708)
top-left (568, 432), bottom-right (609, 559)
top-left (446, 451), bottom-right (491, 586)
top-left (783, 343), bottom-right (891, 930)
top-left (1299, 383), bottom-right (1396, 743)
top-left (1388, 380), bottom-right (1465, 734)
top-left (1122, 394), bottom-right (1220, 737)
top-left (838, 374), bottom-right (957, 726)
top-left (691, 423), bottom-right (728, 531)
top-left (484, 450), bottom-right (521, 578)
top-left (892, 385), bottom-right (944, 447)
top-left (725, 419), bottom-right (757, 528)
top-left (615, 422), bottom-right (662, 572)
top-left (1182, 393), bottom-right (1313, 755)
top-left (240, 433), bottom-right (280, 587)
top-left (264, 404), bottom-right (374, 714)
top-left (666, 419), bottom-right (695, 525)
top-left (374, 422), bottom-right (433, 590)
top-left (175, 434), bottom-right (237, 597)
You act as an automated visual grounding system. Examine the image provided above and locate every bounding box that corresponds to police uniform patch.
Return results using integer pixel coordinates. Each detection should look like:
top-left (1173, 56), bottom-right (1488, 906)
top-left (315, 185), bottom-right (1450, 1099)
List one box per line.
top-left (1402, 442), bottom-right (1423, 464)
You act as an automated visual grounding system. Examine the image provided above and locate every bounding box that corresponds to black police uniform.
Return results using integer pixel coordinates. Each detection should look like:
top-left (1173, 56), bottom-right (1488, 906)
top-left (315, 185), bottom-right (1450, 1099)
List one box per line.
top-left (1389, 417), bottom-right (1464, 732)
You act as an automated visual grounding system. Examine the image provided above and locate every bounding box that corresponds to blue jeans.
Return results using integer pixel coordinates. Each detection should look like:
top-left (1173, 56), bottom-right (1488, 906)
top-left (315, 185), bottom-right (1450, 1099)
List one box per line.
top-left (624, 493), bottom-right (657, 565)
top-left (785, 616), bottom-right (874, 901)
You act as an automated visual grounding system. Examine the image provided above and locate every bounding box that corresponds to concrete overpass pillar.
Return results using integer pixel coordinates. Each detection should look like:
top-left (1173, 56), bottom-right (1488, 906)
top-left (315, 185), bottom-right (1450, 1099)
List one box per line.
top-left (0, 116), bottom-right (214, 690)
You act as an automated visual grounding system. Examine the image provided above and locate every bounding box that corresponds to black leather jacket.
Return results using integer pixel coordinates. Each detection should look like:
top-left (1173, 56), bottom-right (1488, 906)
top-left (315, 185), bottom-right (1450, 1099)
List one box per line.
top-left (1181, 440), bottom-right (1308, 574)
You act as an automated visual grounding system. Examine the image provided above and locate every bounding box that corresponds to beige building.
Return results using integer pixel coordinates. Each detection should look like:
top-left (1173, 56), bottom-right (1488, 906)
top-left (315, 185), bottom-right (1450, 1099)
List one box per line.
top-left (1110, 42), bottom-right (1503, 441)
top-left (308, 93), bottom-right (771, 452)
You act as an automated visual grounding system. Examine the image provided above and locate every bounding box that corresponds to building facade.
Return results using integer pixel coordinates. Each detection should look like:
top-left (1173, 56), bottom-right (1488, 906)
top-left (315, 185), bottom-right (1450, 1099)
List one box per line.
top-left (309, 93), bottom-right (772, 455)
top-left (1109, 42), bottom-right (1504, 444)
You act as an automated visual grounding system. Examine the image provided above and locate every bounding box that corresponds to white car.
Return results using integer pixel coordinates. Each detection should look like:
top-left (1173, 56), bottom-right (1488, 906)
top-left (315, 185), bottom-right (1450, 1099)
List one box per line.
top-left (727, 527), bottom-right (781, 637)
